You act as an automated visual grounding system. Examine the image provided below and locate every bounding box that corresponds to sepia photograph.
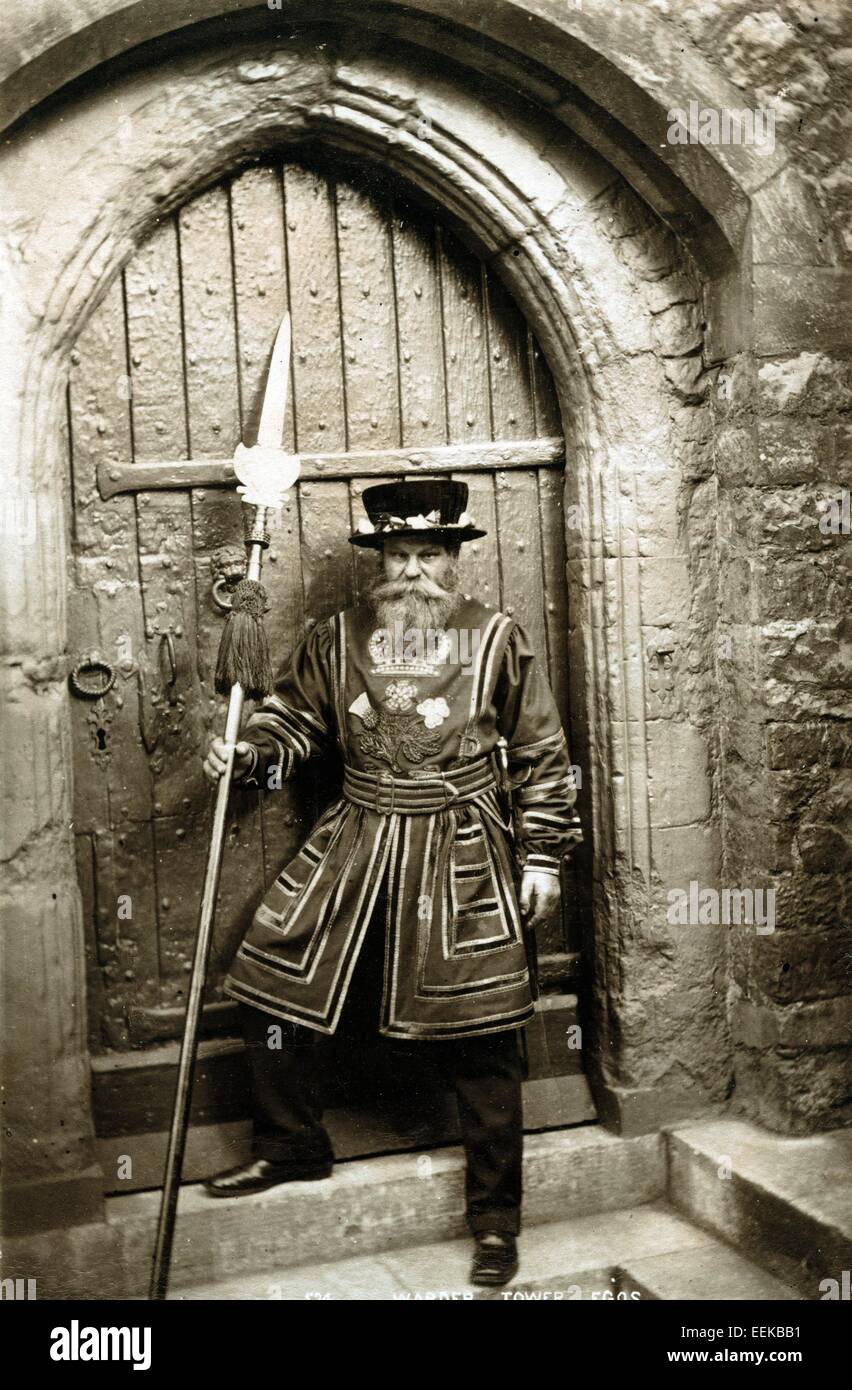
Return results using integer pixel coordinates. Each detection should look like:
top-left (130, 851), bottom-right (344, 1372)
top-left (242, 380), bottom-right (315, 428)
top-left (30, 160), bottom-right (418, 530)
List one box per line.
top-left (1, 0), bottom-right (850, 1349)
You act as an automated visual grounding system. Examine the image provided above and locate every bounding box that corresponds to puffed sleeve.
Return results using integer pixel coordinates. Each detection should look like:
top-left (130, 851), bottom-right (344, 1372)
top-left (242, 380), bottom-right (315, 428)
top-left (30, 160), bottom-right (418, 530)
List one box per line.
top-left (234, 618), bottom-right (334, 790)
top-left (494, 622), bottom-right (583, 876)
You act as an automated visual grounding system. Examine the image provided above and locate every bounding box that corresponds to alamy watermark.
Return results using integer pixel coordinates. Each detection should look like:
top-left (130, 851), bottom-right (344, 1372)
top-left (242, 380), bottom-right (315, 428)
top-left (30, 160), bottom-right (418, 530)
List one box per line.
top-left (819, 1271), bottom-right (851, 1300)
top-left (818, 489), bottom-right (851, 536)
top-left (1, 1278), bottom-right (37, 1299)
top-left (667, 881), bottom-right (776, 934)
top-left (667, 101), bottom-right (776, 155)
top-left (50, 1322), bottom-right (152, 1371)
top-left (369, 622), bottom-right (481, 673)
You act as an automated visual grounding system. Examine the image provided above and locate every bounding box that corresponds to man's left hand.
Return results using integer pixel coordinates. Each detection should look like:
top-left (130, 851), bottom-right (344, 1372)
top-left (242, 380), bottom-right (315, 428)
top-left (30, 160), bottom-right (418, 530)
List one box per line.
top-left (519, 870), bottom-right (561, 930)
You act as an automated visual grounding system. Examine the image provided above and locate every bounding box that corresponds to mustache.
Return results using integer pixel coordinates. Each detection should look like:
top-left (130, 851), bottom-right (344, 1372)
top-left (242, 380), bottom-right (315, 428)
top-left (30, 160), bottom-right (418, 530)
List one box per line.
top-left (370, 574), bottom-right (455, 601)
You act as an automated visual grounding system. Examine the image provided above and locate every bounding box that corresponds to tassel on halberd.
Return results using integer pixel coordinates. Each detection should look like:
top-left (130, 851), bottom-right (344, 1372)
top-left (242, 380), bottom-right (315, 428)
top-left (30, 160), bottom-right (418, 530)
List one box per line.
top-left (214, 578), bottom-right (273, 701)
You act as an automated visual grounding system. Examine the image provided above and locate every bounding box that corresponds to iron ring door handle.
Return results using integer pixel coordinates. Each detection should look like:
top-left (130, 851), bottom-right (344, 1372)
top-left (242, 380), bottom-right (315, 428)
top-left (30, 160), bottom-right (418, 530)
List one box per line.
top-left (211, 575), bottom-right (234, 613)
top-left (69, 654), bottom-right (116, 700)
top-left (210, 544), bottom-right (247, 613)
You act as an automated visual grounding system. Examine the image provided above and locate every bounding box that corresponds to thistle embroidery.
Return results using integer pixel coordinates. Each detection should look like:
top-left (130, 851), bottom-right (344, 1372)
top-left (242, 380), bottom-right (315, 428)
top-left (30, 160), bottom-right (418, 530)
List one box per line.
top-left (350, 683), bottom-right (445, 771)
top-left (357, 710), bottom-right (443, 770)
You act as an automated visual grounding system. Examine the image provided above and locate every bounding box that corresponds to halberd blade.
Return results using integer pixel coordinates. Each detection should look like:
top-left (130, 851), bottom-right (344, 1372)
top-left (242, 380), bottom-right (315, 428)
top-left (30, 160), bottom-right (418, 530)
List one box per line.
top-left (256, 311), bottom-right (291, 450)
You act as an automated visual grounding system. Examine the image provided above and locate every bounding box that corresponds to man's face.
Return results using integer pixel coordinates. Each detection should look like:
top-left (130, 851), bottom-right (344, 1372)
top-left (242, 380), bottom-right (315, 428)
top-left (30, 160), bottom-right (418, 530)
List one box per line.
top-left (370, 536), bottom-right (462, 632)
top-left (380, 538), bottom-right (457, 590)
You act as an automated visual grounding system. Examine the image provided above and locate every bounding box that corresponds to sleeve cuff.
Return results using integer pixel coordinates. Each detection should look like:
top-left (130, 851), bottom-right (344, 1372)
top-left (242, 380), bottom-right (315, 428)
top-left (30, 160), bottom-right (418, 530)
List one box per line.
top-left (522, 852), bottom-right (562, 877)
top-left (237, 743), bottom-right (260, 786)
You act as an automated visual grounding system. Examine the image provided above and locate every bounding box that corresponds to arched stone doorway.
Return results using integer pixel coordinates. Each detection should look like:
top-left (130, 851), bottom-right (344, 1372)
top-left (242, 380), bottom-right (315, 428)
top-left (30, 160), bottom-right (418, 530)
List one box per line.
top-left (3, 5), bottom-right (845, 1246)
top-left (69, 148), bottom-right (598, 1184)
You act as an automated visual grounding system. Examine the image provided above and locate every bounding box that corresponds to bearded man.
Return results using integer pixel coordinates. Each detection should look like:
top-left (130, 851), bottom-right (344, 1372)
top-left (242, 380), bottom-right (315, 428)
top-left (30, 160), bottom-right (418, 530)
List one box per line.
top-left (202, 479), bottom-right (582, 1287)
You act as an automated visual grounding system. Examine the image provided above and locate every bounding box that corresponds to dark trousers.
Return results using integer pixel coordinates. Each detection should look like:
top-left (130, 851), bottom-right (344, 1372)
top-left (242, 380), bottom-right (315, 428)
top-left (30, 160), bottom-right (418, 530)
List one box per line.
top-left (238, 891), bottom-right (524, 1236)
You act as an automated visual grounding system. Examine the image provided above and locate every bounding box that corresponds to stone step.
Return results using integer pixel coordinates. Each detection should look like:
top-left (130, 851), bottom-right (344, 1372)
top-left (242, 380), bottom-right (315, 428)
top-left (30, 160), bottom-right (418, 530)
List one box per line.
top-left (171, 1202), bottom-right (801, 1301)
top-left (9, 1125), bottom-right (659, 1298)
top-left (620, 1245), bottom-right (799, 1302)
top-left (667, 1118), bottom-right (852, 1300)
top-left (111, 1125), bottom-right (663, 1297)
top-left (8, 1119), bottom-right (828, 1301)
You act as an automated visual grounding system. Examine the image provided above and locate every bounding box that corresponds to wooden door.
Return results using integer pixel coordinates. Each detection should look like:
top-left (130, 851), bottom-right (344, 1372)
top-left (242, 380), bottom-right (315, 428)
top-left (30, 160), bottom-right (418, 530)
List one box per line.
top-left (67, 154), bottom-right (594, 1191)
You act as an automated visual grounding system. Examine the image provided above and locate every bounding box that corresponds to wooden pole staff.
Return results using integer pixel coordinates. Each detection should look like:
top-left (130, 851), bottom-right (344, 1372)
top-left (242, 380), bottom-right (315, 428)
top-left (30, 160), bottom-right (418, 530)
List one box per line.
top-left (150, 314), bottom-right (298, 1300)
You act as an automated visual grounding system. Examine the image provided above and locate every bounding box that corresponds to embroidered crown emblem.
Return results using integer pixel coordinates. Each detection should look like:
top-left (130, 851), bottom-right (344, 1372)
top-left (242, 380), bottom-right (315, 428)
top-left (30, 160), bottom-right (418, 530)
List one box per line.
top-left (368, 626), bottom-right (452, 677)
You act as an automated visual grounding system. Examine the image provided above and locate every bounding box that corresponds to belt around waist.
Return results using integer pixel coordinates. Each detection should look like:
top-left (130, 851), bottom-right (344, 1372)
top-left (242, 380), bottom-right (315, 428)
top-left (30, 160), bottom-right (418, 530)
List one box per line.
top-left (342, 757), bottom-right (497, 815)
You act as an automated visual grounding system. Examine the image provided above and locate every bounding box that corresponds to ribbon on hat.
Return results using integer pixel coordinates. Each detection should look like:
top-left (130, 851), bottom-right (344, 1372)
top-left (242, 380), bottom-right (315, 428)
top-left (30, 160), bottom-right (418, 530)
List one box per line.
top-left (357, 508), bottom-right (475, 536)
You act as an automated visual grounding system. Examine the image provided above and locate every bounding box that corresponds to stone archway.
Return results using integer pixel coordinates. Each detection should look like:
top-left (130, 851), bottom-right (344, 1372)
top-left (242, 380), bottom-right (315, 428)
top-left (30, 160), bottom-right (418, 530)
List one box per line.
top-left (2, 6), bottom-right (844, 1241)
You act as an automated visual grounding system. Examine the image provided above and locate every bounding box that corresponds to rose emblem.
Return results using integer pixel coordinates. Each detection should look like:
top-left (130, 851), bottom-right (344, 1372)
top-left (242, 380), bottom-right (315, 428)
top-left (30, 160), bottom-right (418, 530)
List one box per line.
top-left (384, 680), bottom-right (418, 712)
top-left (416, 697), bottom-right (450, 730)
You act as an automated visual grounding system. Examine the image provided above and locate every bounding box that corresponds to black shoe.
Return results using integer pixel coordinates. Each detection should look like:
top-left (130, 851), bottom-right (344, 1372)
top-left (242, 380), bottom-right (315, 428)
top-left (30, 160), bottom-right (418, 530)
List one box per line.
top-left (204, 1156), bottom-right (333, 1198)
top-left (470, 1232), bottom-right (519, 1287)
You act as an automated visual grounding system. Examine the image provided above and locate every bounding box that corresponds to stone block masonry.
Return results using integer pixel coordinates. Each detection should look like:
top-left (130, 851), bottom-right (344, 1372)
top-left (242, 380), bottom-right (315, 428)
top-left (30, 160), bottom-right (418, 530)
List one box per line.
top-left (0, 0), bottom-right (849, 1241)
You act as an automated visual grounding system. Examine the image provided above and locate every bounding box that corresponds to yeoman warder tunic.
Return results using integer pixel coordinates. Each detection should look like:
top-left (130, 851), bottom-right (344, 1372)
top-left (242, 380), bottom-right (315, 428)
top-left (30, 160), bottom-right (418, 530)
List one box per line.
top-left (223, 596), bottom-right (582, 1040)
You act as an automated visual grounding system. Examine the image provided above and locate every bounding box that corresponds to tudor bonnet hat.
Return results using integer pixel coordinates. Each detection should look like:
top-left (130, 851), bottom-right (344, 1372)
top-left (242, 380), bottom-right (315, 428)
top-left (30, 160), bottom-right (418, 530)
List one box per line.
top-left (348, 479), bottom-right (486, 549)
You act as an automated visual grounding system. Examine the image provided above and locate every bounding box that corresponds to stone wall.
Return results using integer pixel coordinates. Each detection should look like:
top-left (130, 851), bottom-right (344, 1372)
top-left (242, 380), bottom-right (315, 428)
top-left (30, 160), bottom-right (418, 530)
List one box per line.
top-left (663, 1), bottom-right (852, 1132)
top-left (0, 0), bottom-right (849, 1239)
top-left (658, 1), bottom-right (851, 255)
top-left (716, 350), bottom-right (851, 1132)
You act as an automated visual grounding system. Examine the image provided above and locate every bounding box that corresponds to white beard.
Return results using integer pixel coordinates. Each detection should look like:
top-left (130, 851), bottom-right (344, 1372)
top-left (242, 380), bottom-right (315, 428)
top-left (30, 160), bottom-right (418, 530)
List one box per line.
top-left (369, 573), bottom-right (461, 636)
